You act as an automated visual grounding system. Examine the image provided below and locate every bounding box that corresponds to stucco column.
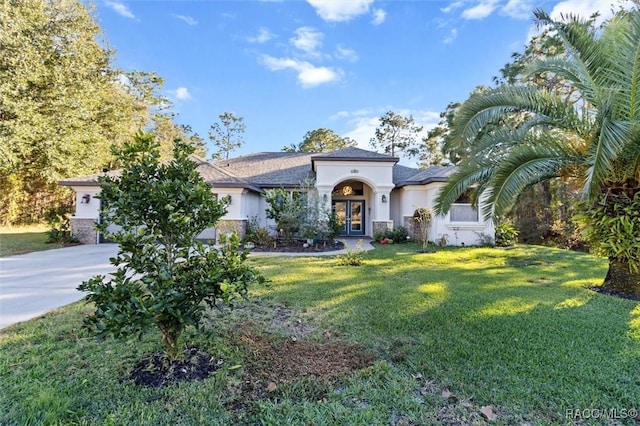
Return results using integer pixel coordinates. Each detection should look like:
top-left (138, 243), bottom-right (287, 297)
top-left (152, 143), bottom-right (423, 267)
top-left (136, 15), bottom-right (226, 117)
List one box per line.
top-left (316, 185), bottom-right (333, 213)
top-left (372, 187), bottom-right (392, 221)
top-left (372, 186), bottom-right (393, 234)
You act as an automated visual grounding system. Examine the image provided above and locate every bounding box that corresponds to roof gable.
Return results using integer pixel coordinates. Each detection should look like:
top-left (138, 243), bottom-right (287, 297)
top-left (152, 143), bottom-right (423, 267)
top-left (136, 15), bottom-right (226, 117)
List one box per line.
top-left (59, 148), bottom-right (456, 190)
top-left (311, 147), bottom-right (399, 165)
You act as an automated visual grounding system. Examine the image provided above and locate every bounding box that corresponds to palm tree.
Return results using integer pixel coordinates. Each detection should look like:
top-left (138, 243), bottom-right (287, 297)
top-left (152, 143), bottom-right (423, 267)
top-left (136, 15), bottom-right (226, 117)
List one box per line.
top-left (435, 8), bottom-right (640, 295)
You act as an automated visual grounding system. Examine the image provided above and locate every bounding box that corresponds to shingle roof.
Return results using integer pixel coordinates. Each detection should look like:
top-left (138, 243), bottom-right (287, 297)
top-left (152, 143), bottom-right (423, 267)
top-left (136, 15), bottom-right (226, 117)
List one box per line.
top-left (312, 147), bottom-right (398, 164)
top-left (59, 149), bottom-right (455, 190)
top-left (394, 165), bottom-right (456, 187)
top-left (59, 155), bottom-right (261, 192)
top-left (212, 152), bottom-right (315, 187)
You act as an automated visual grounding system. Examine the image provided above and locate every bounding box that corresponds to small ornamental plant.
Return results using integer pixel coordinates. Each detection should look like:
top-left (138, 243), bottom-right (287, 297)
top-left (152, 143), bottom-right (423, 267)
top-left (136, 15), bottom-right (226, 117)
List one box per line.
top-left (79, 132), bottom-right (263, 360)
top-left (413, 208), bottom-right (433, 252)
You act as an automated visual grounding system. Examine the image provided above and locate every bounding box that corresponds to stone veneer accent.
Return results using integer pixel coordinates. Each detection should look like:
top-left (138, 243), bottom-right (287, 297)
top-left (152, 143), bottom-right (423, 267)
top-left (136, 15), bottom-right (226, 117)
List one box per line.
top-left (71, 218), bottom-right (248, 245)
top-left (70, 218), bottom-right (98, 244)
top-left (216, 219), bottom-right (247, 242)
top-left (403, 216), bottom-right (421, 241)
top-left (372, 220), bottom-right (393, 236)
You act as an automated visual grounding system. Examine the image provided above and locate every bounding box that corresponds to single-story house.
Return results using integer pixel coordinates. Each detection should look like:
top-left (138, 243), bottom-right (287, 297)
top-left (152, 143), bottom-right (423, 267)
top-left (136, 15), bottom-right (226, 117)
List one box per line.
top-left (59, 147), bottom-right (494, 245)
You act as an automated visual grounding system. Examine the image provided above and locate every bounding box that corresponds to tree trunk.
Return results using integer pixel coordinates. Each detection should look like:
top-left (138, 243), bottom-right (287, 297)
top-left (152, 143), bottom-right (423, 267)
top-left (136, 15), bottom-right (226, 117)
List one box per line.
top-left (603, 260), bottom-right (640, 296)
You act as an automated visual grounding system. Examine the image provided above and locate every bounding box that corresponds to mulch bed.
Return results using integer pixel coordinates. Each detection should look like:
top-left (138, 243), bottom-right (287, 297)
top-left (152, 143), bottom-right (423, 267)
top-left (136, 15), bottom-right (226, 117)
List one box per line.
top-left (128, 347), bottom-right (221, 388)
top-left (588, 285), bottom-right (640, 301)
top-left (250, 240), bottom-right (344, 253)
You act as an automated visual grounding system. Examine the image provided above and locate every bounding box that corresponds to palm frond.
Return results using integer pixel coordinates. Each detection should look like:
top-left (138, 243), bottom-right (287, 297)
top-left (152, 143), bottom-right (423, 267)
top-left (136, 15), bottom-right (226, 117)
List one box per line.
top-left (451, 86), bottom-right (580, 146)
top-left (487, 144), bottom-right (573, 218)
top-left (525, 57), bottom-right (596, 103)
top-left (584, 118), bottom-right (633, 196)
top-left (602, 9), bottom-right (640, 121)
top-left (433, 164), bottom-right (495, 216)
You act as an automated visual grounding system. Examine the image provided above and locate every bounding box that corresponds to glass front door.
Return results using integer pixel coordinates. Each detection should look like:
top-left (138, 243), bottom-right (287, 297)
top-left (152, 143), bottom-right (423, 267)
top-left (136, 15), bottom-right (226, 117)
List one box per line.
top-left (333, 200), bottom-right (365, 236)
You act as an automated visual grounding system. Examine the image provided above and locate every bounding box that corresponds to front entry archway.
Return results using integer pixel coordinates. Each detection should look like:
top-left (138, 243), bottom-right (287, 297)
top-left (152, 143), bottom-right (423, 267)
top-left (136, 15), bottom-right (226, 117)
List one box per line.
top-left (333, 200), bottom-right (365, 236)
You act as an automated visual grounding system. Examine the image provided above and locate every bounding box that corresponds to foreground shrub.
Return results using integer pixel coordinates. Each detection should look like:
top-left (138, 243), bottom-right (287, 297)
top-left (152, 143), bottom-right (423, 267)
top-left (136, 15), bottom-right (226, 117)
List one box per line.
top-left (78, 133), bottom-right (264, 360)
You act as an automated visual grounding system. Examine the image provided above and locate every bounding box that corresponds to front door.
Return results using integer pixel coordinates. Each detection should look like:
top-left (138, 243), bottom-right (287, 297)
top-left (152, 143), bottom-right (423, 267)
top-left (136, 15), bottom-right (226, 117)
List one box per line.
top-left (333, 200), bottom-right (365, 236)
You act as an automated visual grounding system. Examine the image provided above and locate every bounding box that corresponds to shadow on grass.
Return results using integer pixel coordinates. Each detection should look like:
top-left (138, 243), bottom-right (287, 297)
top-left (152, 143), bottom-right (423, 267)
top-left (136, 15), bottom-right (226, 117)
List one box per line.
top-left (251, 244), bottom-right (640, 419)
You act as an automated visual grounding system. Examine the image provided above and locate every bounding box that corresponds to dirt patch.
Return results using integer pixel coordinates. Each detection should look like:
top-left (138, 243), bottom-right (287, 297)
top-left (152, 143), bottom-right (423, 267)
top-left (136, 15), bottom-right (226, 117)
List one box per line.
top-left (231, 330), bottom-right (376, 407)
top-left (127, 347), bottom-right (221, 388)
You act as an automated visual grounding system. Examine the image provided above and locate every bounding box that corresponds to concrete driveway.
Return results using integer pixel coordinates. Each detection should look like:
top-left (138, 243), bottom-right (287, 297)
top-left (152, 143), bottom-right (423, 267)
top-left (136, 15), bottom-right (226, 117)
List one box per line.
top-left (0, 239), bottom-right (375, 330)
top-left (0, 244), bottom-right (118, 330)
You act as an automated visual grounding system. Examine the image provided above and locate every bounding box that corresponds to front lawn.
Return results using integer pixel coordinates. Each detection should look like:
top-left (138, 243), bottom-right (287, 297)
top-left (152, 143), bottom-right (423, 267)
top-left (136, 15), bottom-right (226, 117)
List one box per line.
top-left (1, 244), bottom-right (638, 425)
top-left (0, 225), bottom-right (62, 257)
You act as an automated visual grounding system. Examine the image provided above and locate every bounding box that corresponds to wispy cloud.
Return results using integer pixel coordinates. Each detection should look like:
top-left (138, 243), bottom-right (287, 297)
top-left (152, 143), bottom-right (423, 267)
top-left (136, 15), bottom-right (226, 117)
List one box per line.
top-left (247, 27), bottom-right (275, 44)
top-left (443, 28), bottom-right (458, 44)
top-left (501, 0), bottom-right (534, 19)
top-left (371, 8), bottom-right (386, 25)
top-left (290, 27), bottom-right (324, 58)
top-left (173, 14), bottom-right (198, 26)
top-left (306, 0), bottom-right (374, 22)
top-left (462, 0), bottom-right (500, 20)
top-left (260, 55), bottom-right (343, 88)
top-left (441, 1), bottom-right (464, 14)
top-left (104, 1), bottom-right (135, 19)
top-left (335, 45), bottom-right (359, 62)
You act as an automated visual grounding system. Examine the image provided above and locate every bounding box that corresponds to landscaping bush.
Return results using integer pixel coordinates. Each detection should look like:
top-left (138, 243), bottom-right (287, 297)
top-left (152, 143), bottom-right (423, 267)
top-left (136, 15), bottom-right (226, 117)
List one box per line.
top-left (495, 221), bottom-right (519, 247)
top-left (374, 227), bottom-right (409, 244)
top-left (413, 208), bottom-right (432, 252)
top-left (45, 206), bottom-right (78, 244)
top-left (78, 133), bottom-right (264, 360)
top-left (336, 239), bottom-right (364, 266)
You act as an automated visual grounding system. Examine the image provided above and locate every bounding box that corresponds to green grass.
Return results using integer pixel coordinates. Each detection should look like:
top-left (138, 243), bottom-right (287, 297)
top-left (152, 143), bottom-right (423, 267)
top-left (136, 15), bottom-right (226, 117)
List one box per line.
top-left (1, 244), bottom-right (639, 425)
top-left (0, 225), bottom-right (63, 256)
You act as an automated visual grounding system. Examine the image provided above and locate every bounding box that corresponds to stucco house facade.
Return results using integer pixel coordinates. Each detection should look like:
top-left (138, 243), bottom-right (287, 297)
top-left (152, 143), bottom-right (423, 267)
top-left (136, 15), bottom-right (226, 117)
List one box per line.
top-left (59, 147), bottom-right (494, 246)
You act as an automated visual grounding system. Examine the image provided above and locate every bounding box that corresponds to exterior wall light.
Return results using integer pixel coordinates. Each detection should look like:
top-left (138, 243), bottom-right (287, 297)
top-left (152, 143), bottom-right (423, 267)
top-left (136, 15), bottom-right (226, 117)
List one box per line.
top-left (81, 194), bottom-right (91, 204)
top-left (381, 194), bottom-right (387, 203)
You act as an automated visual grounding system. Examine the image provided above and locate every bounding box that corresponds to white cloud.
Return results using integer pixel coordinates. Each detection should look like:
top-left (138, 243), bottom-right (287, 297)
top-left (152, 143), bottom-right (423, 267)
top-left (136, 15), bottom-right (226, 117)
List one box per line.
top-left (338, 108), bottom-right (441, 154)
top-left (441, 1), bottom-right (464, 14)
top-left (549, 0), bottom-right (618, 23)
top-left (247, 27), bottom-right (275, 44)
top-left (528, 0), bottom-right (627, 40)
top-left (501, 0), bottom-right (534, 19)
top-left (306, 0), bottom-right (374, 22)
top-left (290, 27), bottom-right (324, 57)
top-left (174, 14), bottom-right (198, 25)
top-left (168, 87), bottom-right (192, 101)
top-left (371, 9), bottom-right (386, 25)
top-left (462, 0), bottom-right (500, 20)
top-left (104, 1), bottom-right (135, 19)
top-left (343, 116), bottom-right (380, 150)
top-left (335, 45), bottom-right (359, 62)
top-left (260, 55), bottom-right (343, 87)
top-left (443, 28), bottom-right (458, 44)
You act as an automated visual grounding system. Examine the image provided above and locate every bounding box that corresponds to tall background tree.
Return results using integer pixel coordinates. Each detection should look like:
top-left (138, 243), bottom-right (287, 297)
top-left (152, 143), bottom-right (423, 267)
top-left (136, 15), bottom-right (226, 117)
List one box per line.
top-left (282, 128), bottom-right (356, 153)
top-left (435, 8), bottom-right (640, 295)
top-left (0, 0), bottom-right (190, 225)
top-left (418, 102), bottom-right (459, 168)
top-left (369, 111), bottom-right (423, 158)
top-left (209, 112), bottom-right (245, 161)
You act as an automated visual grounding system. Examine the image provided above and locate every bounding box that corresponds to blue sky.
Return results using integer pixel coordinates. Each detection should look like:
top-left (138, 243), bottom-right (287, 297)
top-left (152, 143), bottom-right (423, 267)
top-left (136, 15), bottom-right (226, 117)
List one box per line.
top-left (95, 0), bottom-right (617, 164)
